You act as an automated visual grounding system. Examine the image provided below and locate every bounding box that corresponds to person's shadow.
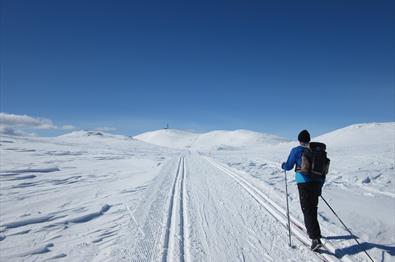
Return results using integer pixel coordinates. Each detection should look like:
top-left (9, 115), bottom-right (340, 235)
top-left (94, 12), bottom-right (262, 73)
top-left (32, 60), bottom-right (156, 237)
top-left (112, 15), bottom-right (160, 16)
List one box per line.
top-left (323, 235), bottom-right (395, 260)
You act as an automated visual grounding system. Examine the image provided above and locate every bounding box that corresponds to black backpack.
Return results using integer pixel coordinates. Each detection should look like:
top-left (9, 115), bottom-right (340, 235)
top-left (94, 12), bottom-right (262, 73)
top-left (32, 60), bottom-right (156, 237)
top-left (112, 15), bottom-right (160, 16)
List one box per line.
top-left (298, 142), bottom-right (330, 178)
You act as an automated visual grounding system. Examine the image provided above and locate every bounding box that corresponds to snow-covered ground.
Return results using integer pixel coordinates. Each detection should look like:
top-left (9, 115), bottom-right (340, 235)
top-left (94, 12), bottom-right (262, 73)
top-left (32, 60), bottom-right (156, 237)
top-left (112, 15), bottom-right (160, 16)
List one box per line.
top-left (0, 131), bottom-right (178, 261)
top-left (135, 129), bottom-right (288, 150)
top-left (0, 123), bottom-right (394, 261)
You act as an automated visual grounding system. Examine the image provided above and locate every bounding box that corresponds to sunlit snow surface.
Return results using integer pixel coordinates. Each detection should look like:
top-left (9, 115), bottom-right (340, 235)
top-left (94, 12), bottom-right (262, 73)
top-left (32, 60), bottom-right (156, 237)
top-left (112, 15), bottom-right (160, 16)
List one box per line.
top-left (0, 131), bottom-right (178, 261)
top-left (0, 123), bottom-right (394, 261)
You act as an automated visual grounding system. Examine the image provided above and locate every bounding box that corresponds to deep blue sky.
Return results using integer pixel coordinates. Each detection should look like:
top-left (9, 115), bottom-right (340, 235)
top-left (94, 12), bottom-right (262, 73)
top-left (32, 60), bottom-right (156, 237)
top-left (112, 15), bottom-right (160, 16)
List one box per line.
top-left (1, 0), bottom-right (394, 138)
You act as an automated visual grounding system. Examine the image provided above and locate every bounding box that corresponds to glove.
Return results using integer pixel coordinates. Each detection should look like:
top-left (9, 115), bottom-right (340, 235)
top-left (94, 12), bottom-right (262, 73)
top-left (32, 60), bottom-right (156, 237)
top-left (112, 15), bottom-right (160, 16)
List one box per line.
top-left (281, 162), bottom-right (286, 170)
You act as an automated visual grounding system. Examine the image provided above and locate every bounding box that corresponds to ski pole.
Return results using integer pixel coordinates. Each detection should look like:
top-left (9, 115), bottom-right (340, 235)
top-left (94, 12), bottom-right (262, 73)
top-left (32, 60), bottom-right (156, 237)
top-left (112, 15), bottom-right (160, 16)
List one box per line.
top-left (284, 170), bottom-right (292, 247)
top-left (320, 196), bottom-right (374, 262)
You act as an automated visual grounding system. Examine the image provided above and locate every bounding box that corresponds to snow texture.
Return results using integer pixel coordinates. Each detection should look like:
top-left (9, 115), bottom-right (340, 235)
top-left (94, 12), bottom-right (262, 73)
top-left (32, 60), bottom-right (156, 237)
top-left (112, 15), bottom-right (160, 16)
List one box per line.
top-left (0, 122), bottom-right (394, 261)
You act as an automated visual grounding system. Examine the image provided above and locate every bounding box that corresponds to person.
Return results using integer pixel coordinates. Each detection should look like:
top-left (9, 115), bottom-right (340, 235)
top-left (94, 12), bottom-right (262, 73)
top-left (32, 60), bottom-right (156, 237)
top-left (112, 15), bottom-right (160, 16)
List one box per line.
top-left (281, 130), bottom-right (324, 251)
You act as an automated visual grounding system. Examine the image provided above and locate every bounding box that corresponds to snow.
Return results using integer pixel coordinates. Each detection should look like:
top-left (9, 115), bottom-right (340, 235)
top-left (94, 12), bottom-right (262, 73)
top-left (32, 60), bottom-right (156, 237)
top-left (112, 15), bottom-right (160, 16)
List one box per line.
top-left (134, 129), bottom-right (200, 149)
top-left (315, 122), bottom-right (395, 147)
top-left (1, 122), bottom-right (394, 261)
top-left (134, 128), bottom-right (288, 150)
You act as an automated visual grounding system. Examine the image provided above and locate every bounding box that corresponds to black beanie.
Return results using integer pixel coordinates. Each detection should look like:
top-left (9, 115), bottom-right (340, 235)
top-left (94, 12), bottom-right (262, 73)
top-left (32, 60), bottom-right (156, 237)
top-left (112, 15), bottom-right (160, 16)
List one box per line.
top-left (298, 130), bottom-right (311, 143)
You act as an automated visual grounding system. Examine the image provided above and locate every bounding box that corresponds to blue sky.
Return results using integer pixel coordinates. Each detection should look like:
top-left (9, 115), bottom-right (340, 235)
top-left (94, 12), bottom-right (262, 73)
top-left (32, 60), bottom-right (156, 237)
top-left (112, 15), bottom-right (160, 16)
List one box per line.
top-left (1, 0), bottom-right (394, 139)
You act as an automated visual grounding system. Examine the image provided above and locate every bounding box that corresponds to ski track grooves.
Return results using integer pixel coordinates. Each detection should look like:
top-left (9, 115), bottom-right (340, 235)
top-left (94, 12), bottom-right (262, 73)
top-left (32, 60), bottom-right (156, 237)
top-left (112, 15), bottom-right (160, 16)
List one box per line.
top-left (205, 157), bottom-right (354, 262)
top-left (162, 156), bottom-right (188, 262)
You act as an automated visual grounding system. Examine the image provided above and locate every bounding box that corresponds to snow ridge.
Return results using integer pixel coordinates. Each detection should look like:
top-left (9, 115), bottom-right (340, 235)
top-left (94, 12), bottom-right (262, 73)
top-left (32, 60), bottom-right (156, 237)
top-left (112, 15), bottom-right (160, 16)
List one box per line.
top-left (134, 129), bottom-right (288, 149)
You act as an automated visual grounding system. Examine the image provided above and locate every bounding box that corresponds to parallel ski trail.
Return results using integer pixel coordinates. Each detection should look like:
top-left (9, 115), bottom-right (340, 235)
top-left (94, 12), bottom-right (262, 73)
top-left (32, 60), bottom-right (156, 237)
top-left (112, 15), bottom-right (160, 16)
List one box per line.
top-left (182, 158), bottom-right (192, 262)
top-left (206, 157), bottom-right (354, 262)
top-left (179, 158), bottom-right (185, 261)
top-left (162, 157), bottom-right (188, 262)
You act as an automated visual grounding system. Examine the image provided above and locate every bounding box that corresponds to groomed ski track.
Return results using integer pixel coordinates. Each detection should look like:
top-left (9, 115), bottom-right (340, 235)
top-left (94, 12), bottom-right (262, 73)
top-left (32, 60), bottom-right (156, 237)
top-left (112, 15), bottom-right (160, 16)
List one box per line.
top-left (205, 157), bottom-right (355, 262)
top-left (118, 154), bottom-right (355, 262)
top-left (161, 157), bottom-right (190, 262)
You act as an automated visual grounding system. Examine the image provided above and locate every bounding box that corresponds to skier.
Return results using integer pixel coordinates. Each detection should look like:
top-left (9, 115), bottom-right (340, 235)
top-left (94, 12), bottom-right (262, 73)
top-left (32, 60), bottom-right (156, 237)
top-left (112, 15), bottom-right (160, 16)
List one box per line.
top-left (281, 130), bottom-right (324, 251)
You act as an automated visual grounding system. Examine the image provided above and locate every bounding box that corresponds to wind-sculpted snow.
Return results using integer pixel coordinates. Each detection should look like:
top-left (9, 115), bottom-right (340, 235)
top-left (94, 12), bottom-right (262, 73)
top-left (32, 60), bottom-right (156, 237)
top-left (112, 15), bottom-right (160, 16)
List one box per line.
top-left (0, 123), bottom-right (394, 261)
top-left (2, 214), bottom-right (57, 229)
top-left (19, 243), bottom-right (54, 257)
top-left (52, 204), bottom-right (111, 225)
top-left (1, 167), bottom-right (60, 175)
top-left (0, 132), bottom-right (178, 261)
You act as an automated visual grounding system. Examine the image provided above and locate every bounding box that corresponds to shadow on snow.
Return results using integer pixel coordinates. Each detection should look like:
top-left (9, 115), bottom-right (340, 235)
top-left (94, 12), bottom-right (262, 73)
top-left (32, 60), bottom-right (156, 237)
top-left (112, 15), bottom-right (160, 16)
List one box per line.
top-left (334, 241), bottom-right (395, 258)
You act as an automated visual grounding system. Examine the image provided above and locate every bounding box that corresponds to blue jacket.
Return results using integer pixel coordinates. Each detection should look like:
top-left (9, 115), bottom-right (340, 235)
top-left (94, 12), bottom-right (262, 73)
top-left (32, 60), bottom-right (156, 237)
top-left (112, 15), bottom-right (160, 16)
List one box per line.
top-left (282, 145), bottom-right (324, 184)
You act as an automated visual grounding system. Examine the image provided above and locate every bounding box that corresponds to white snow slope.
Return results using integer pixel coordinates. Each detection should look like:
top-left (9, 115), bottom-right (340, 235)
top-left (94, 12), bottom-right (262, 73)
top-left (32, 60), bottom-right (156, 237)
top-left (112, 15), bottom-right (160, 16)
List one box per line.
top-left (134, 129), bottom-right (288, 150)
top-left (0, 123), bottom-right (394, 262)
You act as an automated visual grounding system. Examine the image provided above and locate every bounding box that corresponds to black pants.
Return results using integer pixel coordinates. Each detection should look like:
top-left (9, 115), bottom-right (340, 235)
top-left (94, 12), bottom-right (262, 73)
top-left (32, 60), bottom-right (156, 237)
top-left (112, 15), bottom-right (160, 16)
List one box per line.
top-left (297, 182), bottom-right (322, 239)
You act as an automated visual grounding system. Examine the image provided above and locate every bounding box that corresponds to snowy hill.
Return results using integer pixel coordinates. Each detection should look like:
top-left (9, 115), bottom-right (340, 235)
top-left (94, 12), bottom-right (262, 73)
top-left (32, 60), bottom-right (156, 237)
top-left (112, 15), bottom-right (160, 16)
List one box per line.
top-left (314, 122), bottom-right (395, 148)
top-left (134, 129), bottom-right (288, 150)
top-left (1, 123), bottom-right (394, 261)
top-left (133, 129), bottom-right (199, 149)
top-left (57, 130), bottom-right (132, 141)
top-left (210, 122), bottom-right (395, 261)
top-left (194, 129), bottom-right (288, 149)
top-left (315, 122), bottom-right (395, 195)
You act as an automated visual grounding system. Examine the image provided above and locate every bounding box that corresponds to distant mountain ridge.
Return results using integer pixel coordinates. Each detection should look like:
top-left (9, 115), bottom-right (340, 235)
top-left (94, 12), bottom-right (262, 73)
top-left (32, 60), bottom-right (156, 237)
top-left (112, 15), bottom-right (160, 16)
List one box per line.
top-left (134, 129), bottom-right (289, 149)
top-left (314, 122), bottom-right (394, 147)
top-left (134, 122), bottom-right (395, 150)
